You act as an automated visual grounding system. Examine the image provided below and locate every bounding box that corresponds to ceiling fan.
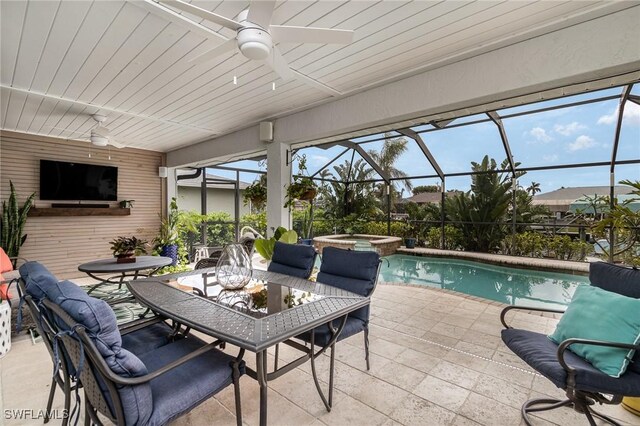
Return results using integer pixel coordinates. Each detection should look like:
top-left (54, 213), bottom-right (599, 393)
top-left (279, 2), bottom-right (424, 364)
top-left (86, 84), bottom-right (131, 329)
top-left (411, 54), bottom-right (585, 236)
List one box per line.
top-left (154, 0), bottom-right (354, 84)
top-left (43, 114), bottom-right (125, 148)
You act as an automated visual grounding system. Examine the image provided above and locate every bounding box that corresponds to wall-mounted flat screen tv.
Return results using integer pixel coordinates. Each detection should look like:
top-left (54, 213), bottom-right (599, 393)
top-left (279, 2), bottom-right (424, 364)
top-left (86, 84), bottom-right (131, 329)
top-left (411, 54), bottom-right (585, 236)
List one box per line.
top-left (40, 160), bottom-right (118, 201)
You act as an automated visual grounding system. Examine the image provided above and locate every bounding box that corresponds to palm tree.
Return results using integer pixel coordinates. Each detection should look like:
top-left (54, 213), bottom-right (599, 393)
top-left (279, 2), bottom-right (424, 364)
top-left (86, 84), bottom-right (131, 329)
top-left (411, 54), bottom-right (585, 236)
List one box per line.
top-left (367, 133), bottom-right (413, 194)
top-left (527, 182), bottom-right (541, 196)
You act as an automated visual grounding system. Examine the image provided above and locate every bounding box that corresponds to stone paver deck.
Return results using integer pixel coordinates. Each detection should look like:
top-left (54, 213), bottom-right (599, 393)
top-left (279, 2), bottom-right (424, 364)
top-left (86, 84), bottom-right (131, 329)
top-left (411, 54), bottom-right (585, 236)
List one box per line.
top-left (2, 284), bottom-right (637, 425)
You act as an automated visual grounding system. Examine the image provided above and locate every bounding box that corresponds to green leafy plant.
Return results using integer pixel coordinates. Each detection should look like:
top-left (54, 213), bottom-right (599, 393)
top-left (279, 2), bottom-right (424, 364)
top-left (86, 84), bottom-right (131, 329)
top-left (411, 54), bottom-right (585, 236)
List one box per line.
top-left (109, 236), bottom-right (148, 256)
top-left (154, 198), bottom-right (179, 248)
top-left (426, 225), bottom-right (464, 250)
top-left (118, 199), bottom-right (134, 208)
top-left (254, 227), bottom-right (298, 260)
top-left (1, 181), bottom-right (36, 259)
top-left (243, 175), bottom-right (267, 211)
top-left (285, 154), bottom-right (317, 208)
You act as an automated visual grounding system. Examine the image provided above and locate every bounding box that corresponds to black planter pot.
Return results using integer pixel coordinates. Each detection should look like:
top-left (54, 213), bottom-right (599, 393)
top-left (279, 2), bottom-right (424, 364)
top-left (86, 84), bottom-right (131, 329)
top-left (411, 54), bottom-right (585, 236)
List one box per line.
top-left (404, 238), bottom-right (416, 249)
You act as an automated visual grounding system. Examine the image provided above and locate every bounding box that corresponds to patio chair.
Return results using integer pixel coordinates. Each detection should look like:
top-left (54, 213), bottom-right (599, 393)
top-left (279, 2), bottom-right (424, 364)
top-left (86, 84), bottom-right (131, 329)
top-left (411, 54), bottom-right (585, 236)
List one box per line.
top-left (17, 262), bottom-right (176, 425)
top-left (41, 278), bottom-right (245, 426)
top-left (267, 241), bottom-right (317, 278)
top-left (500, 261), bottom-right (640, 425)
top-left (296, 247), bottom-right (381, 409)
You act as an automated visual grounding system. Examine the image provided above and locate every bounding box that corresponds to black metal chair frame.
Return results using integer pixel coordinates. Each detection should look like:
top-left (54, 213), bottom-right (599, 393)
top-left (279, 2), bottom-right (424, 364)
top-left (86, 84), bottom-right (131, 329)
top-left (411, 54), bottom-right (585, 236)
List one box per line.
top-left (43, 299), bottom-right (245, 426)
top-left (17, 278), bottom-right (76, 426)
top-left (280, 259), bottom-right (383, 412)
top-left (501, 305), bottom-right (640, 426)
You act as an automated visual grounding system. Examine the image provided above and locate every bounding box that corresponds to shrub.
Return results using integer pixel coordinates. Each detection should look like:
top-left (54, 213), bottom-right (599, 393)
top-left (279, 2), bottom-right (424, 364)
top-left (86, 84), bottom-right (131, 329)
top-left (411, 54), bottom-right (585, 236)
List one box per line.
top-left (426, 225), bottom-right (463, 250)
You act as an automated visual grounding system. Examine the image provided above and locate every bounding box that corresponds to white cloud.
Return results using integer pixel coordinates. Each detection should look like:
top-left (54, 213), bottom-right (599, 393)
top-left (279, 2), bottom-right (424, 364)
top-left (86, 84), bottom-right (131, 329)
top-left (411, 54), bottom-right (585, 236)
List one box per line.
top-left (309, 155), bottom-right (329, 166)
top-left (597, 102), bottom-right (640, 126)
top-left (543, 154), bottom-right (559, 162)
top-left (529, 127), bottom-right (552, 143)
top-left (554, 122), bottom-right (586, 136)
top-left (568, 135), bottom-right (596, 152)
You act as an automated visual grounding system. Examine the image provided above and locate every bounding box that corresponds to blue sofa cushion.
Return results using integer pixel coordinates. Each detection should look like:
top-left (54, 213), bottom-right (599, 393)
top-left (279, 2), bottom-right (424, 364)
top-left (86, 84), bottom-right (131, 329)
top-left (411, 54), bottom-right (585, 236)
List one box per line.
top-left (502, 328), bottom-right (640, 397)
top-left (139, 336), bottom-right (241, 426)
top-left (19, 261), bottom-right (57, 301)
top-left (268, 242), bottom-right (317, 279)
top-left (316, 248), bottom-right (380, 323)
top-left (589, 262), bottom-right (640, 374)
top-left (47, 280), bottom-right (152, 425)
top-left (298, 317), bottom-right (366, 347)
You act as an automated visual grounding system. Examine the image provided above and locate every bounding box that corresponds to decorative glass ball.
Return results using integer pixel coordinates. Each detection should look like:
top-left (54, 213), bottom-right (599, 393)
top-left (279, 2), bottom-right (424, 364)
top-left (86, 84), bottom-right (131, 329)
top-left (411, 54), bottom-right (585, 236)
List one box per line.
top-left (216, 243), bottom-right (253, 290)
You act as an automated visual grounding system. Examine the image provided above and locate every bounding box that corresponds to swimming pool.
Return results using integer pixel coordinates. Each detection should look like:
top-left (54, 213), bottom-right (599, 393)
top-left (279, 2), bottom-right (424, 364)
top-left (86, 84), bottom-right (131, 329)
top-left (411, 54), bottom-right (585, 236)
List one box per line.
top-left (378, 254), bottom-right (589, 309)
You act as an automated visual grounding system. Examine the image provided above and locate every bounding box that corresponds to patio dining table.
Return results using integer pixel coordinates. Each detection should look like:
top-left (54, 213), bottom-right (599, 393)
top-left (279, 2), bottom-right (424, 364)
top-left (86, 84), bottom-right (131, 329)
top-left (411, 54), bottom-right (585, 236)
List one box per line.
top-left (127, 268), bottom-right (370, 426)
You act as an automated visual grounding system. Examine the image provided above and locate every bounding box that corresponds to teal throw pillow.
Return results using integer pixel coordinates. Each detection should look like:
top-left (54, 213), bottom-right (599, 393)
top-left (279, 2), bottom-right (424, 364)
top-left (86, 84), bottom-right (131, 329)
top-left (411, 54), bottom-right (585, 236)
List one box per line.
top-left (549, 284), bottom-right (640, 377)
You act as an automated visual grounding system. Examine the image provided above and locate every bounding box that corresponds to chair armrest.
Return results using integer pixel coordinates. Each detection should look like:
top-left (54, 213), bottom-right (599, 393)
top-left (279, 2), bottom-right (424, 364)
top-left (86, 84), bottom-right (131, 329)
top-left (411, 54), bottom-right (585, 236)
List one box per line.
top-left (557, 338), bottom-right (640, 374)
top-left (500, 305), bottom-right (566, 329)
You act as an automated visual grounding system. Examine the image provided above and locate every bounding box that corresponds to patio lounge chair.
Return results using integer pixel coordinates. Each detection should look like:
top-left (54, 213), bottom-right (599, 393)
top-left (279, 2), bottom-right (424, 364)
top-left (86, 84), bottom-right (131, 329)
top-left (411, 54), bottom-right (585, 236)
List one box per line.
top-left (41, 277), bottom-right (245, 426)
top-left (501, 262), bottom-right (640, 425)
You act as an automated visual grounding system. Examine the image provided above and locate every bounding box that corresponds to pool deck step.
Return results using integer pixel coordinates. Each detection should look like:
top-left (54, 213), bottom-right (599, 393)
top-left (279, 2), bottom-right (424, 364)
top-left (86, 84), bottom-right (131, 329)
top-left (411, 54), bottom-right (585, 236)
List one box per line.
top-left (396, 247), bottom-right (591, 274)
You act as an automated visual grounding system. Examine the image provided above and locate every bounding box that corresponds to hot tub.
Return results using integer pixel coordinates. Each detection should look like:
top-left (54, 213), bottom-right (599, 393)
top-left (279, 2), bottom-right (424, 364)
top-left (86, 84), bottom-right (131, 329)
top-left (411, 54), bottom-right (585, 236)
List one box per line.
top-left (313, 234), bottom-right (402, 256)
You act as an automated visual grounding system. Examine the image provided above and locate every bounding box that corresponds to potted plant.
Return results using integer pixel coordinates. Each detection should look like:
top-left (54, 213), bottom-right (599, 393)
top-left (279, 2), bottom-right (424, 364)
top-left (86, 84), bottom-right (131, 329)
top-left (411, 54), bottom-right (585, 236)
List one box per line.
top-left (110, 236), bottom-right (147, 263)
top-left (154, 198), bottom-right (179, 265)
top-left (284, 154), bottom-right (317, 208)
top-left (404, 223), bottom-right (417, 249)
top-left (254, 227), bottom-right (298, 261)
top-left (243, 175), bottom-right (267, 211)
top-left (1, 180), bottom-right (36, 261)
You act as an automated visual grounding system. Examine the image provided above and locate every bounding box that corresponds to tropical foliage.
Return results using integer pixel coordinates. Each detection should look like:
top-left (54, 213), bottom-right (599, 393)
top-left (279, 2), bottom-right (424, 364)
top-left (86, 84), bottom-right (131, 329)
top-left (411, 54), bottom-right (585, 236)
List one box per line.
top-left (243, 174), bottom-right (267, 211)
top-left (109, 236), bottom-right (148, 256)
top-left (254, 227), bottom-right (298, 261)
top-left (0, 181), bottom-right (36, 259)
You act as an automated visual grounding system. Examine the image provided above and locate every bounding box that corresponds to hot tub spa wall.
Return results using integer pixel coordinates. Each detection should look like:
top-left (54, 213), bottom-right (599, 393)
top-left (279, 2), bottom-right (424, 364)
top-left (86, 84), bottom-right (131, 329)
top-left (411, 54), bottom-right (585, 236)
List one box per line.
top-left (313, 234), bottom-right (402, 256)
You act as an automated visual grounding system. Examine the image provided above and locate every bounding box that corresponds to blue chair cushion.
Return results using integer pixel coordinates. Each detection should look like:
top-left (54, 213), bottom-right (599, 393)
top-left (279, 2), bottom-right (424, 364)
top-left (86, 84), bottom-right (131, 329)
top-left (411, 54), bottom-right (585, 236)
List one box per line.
top-left (268, 242), bottom-right (317, 279)
top-left (589, 262), bottom-right (640, 299)
top-left (139, 336), bottom-right (242, 426)
top-left (298, 317), bottom-right (366, 347)
top-left (589, 262), bottom-right (640, 374)
top-left (46, 280), bottom-right (152, 425)
top-left (502, 328), bottom-right (640, 397)
top-left (19, 261), bottom-right (57, 301)
top-left (317, 248), bottom-right (380, 322)
top-left (121, 322), bottom-right (173, 357)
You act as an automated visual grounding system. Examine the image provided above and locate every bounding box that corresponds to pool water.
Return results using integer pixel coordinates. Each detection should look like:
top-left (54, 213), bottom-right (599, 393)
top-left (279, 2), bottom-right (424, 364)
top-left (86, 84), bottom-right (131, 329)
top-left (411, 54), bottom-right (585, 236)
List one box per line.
top-left (378, 254), bottom-right (588, 309)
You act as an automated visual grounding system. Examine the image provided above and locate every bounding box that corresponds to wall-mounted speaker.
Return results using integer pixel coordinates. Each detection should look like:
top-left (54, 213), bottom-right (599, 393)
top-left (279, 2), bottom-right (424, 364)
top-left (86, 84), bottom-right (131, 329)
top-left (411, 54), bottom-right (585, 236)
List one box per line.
top-left (158, 166), bottom-right (168, 178)
top-left (260, 121), bottom-right (273, 142)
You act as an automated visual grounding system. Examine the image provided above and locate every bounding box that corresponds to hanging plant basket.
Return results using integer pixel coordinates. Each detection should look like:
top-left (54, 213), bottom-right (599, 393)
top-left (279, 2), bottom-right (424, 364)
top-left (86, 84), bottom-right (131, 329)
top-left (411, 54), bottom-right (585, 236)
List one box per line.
top-left (298, 188), bottom-right (317, 201)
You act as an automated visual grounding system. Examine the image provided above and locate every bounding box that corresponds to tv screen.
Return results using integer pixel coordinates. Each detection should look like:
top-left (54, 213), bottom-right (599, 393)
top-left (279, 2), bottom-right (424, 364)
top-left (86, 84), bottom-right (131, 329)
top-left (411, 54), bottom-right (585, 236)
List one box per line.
top-left (40, 160), bottom-right (118, 201)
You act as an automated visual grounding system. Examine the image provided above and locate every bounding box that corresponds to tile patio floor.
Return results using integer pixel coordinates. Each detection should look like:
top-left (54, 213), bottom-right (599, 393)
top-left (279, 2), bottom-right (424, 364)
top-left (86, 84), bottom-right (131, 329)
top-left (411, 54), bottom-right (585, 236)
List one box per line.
top-left (2, 283), bottom-right (638, 426)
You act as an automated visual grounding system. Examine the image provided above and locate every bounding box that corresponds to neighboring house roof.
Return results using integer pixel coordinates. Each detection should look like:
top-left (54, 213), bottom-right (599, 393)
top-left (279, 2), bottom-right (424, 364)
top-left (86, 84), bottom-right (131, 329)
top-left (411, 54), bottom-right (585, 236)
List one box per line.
top-left (176, 170), bottom-right (250, 190)
top-left (532, 185), bottom-right (633, 207)
top-left (401, 190), bottom-right (462, 204)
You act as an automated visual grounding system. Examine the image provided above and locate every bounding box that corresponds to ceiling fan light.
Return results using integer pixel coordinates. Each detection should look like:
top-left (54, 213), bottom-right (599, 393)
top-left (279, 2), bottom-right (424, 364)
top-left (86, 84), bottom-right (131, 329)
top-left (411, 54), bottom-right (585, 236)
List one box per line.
top-left (91, 135), bottom-right (109, 147)
top-left (240, 41), bottom-right (270, 60)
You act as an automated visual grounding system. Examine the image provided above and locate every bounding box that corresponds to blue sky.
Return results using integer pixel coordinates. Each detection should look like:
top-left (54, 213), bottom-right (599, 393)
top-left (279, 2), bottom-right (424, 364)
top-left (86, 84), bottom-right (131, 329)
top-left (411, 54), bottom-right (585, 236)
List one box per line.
top-left (212, 86), bottom-right (639, 195)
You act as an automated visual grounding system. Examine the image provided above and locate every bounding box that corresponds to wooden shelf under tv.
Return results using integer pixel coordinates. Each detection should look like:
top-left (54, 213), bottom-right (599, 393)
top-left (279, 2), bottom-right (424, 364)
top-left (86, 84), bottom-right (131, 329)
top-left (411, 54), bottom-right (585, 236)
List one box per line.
top-left (28, 207), bottom-right (131, 217)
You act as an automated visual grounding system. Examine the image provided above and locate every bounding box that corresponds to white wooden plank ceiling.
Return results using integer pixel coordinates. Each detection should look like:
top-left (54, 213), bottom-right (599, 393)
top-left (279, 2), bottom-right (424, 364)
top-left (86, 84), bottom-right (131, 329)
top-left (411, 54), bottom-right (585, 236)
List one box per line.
top-left (0, 0), bottom-right (634, 152)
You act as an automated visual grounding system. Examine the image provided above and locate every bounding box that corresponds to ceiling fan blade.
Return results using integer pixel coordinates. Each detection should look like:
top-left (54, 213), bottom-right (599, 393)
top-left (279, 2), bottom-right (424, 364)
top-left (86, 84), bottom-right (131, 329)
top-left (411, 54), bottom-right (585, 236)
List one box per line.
top-left (160, 0), bottom-right (242, 31)
top-left (189, 38), bottom-right (237, 64)
top-left (247, 1), bottom-right (276, 29)
top-left (108, 139), bottom-right (126, 149)
top-left (270, 25), bottom-right (354, 44)
top-left (267, 47), bottom-right (294, 81)
top-left (289, 69), bottom-right (342, 97)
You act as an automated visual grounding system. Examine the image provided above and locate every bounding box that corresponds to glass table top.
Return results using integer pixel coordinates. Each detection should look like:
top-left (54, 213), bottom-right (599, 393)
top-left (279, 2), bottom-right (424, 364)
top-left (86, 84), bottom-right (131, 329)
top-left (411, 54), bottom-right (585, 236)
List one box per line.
top-left (160, 274), bottom-right (326, 319)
